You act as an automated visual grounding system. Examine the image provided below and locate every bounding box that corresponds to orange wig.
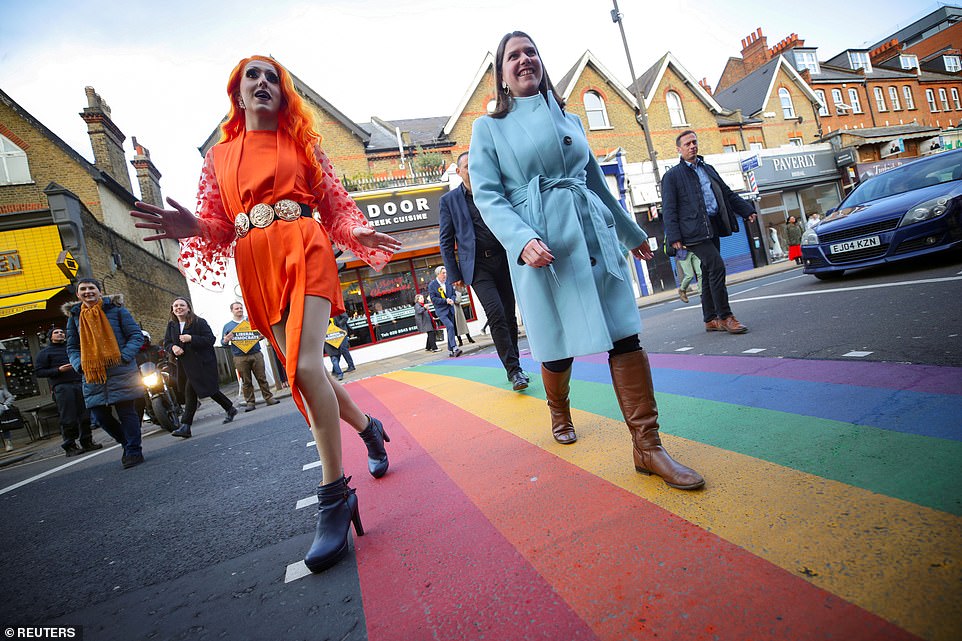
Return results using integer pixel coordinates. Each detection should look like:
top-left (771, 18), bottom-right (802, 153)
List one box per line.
top-left (220, 55), bottom-right (325, 191)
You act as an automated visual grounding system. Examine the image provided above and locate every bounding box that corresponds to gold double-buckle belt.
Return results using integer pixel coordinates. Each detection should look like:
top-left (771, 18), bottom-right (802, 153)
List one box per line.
top-left (234, 199), bottom-right (313, 238)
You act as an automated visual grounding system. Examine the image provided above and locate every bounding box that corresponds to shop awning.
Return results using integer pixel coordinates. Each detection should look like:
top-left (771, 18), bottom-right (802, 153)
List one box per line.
top-left (0, 286), bottom-right (65, 318)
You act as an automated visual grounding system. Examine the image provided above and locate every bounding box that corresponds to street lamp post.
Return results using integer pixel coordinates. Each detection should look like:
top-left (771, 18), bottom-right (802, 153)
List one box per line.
top-left (611, 0), bottom-right (661, 191)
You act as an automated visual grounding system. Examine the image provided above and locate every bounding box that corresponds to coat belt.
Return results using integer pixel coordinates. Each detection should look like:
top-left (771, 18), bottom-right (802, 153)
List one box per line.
top-left (508, 176), bottom-right (624, 284)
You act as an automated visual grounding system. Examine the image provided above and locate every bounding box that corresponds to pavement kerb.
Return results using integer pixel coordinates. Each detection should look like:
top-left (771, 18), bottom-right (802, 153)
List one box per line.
top-left (0, 262), bottom-right (802, 467)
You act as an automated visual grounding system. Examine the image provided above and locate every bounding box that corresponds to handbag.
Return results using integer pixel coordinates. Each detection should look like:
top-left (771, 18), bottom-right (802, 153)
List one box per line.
top-left (0, 406), bottom-right (25, 430)
top-left (663, 235), bottom-right (677, 257)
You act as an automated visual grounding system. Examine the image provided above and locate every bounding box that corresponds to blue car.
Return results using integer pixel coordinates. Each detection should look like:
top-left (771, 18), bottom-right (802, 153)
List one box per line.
top-left (802, 149), bottom-right (962, 279)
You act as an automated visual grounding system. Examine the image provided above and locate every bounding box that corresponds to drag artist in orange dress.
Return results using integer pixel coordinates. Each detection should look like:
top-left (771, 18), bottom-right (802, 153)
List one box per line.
top-left (131, 56), bottom-right (401, 573)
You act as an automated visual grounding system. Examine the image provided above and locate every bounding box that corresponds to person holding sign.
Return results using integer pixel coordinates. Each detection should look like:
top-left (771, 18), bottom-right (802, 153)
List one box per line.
top-left (222, 301), bottom-right (279, 411)
top-left (324, 313), bottom-right (355, 380)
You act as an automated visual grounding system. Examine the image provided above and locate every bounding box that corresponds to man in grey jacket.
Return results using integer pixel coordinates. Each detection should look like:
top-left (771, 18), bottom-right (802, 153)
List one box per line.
top-left (661, 130), bottom-right (757, 334)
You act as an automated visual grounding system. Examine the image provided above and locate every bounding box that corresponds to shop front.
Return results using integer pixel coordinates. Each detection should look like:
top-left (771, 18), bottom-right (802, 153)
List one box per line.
top-left (752, 148), bottom-right (842, 263)
top-left (337, 182), bottom-right (477, 348)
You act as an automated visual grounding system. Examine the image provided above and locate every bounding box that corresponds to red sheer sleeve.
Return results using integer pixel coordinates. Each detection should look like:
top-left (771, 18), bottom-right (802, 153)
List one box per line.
top-left (178, 151), bottom-right (235, 290)
top-left (312, 145), bottom-right (393, 272)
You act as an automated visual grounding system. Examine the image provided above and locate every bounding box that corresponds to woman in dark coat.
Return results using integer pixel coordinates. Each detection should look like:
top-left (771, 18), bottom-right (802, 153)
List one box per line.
top-left (163, 297), bottom-right (236, 437)
top-left (414, 294), bottom-right (438, 352)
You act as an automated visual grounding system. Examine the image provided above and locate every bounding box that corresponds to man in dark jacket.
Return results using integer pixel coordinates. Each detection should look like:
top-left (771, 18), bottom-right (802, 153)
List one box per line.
top-left (324, 312), bottom-right (355, 381)
top-left (64, 278), bottom-right (146, 468)
top-left (34, 327), bottom-right (103, 456)
top-left (661, 130), bottom-right (757, 334)
top-left (439, 151), bottom-right (527, 390)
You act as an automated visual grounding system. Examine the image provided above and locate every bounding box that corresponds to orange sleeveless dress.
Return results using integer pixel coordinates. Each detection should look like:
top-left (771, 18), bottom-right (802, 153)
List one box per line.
top-left (181, 129), bottom-right (392, 424)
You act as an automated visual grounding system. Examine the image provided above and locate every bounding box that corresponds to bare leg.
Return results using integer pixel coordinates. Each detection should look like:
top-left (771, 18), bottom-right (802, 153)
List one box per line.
top-left (327, 370), bottom-right (369, 433)
top-left (271, 296), bottom-right (341, 485)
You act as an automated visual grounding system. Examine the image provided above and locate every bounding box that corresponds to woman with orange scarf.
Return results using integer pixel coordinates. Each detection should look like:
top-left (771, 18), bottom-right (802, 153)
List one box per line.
top-left (64, 278), bottom-right (146, 469)
top-left (130, 56), bottom-right (400, 573)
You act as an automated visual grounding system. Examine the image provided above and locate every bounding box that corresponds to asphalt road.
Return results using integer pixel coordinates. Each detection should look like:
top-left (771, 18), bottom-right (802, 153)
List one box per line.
top-left (1, 250), bottom-right (959, 640)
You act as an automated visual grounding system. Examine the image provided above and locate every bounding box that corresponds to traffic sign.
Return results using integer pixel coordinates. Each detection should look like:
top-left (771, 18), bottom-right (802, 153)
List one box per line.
top-left (741, 155), bottom-right (760, 173)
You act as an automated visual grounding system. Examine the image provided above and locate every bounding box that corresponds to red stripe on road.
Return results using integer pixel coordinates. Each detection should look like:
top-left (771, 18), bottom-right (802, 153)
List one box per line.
top-left (343, 382), bottom-right (599, 641)
top-left (356, 376), bottom-right (920, 641)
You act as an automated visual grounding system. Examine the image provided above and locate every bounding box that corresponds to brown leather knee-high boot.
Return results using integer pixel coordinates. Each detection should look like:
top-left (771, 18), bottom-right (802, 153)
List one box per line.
top-left (541, 365), bottom-right (578, 444)
top-left (609, 350), bottom-right (704, 490)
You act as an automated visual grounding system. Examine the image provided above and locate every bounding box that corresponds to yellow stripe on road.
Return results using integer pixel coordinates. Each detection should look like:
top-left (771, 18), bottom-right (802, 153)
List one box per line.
top-left (387, 370), bottom-right (962, 641)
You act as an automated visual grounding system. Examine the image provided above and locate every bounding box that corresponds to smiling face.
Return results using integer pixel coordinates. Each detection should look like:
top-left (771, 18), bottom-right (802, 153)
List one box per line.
top-left (501, 36), bottom-right (543, 98)
top-left (76, 281), bottom-right (102, 307)
top-left (230, 302), bottom-right (244, 319)
top-left (237, 60), bottom-right (282, 126)
top-left (437, 267), bottom-right (447, 283)
top-left (171, 298), bottom-right (191, 319)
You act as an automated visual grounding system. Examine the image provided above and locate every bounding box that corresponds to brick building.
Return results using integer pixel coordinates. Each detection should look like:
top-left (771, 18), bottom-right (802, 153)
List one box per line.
top-left (0, 87), bottom-right (190, 408)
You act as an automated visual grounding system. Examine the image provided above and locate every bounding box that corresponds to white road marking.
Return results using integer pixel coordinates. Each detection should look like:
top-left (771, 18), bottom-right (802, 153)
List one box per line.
top-left (742, 348), bottom-right (767, 354)
top-left (296, 495), bottom-right (318, 510)
top-left (284, 561), bottom-right (312, 583)
top-left (843, 351), bottom-right (873, 357)
top-left (0, 443), bottom-right (121, 496)
top-left (306, 441), bottom-right (315, 447)
top-left (673, 274), bottom-right (962, 311)
top-left (675, 347), bottom-right (694, 352)
top-left (302, 460), bottom-right (322, 471)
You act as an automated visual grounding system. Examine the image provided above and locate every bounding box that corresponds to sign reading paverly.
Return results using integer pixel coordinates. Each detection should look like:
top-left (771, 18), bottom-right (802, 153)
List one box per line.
top-left (229, 320), bottom-right (263, 354)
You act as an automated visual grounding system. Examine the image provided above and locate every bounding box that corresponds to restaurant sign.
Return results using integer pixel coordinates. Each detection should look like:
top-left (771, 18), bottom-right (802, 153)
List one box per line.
top-left (353, 185), bottom-right (446, 234)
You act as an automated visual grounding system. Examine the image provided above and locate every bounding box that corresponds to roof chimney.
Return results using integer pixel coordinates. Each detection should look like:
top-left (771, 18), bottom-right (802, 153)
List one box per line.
top-left (79, 87), bottom-right (133, 192)
top-left (740, 27), bottom-right (771, 73)
top-left (130, 137), bottom-right (163, 207)
top-left (698, 78), bottom-right (713, 95)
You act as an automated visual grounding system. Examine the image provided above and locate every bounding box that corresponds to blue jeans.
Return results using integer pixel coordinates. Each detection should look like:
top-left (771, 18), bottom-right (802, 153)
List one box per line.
top-left (90, 400), bottom-right (142, 456)
top-left (330, 342), bottom-right (355, 376)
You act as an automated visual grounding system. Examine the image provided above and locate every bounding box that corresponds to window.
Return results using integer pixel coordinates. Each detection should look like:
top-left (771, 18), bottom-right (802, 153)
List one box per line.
top-left (927, 89), bottom-right (938, 111)
top-left (903, 86), bottom-right (915, 109)
top-left (899, 54), bottom-right (918, 70)
top-left (953, 88), bottom-right (961, 110)
top-left (945, 55), bottom-right (961, 72)
top-left (666, 91), bottom-right (686, 126)
top-left (874, 87), bottom-right (887, 112)
top-left (832, 88), bottom-right (847, 114)
top-left (583, 90), bottom-right (611, 129)
top-left (788, 137), bottom-right (804, 146)
top-left (815, 90), bottom-right (828, 116)
top-left (779, 88), bottom-right (796, 119)
top-left (794, 50), bottom-right (820, 74)
top-left (939, 88), bottom-right (950, 111)
top-left (749, 142), bottom-right (764, 151)
top-left (888, 87), bottom-right (901, 110)
top-left (723, 144), bottom-right (738, 153)
top-left (848, 88), bottom-right (863, 113)
top-left (848, 51), bottom-right (872, 72)
top-left (0, 135), bottom-right (31, 185)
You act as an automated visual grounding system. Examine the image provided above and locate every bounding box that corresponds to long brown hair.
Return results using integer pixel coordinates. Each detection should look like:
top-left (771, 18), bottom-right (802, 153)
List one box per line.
top-left (490, 31), bottom-right (565, 119)
top-left (220, 55), bottom-right (325, 196)
top-left (169, 297), bottom-right (197, 328)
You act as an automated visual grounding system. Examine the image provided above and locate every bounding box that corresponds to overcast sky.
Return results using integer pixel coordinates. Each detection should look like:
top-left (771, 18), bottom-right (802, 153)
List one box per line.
top-left (2, 0), bottom-right (943, 210)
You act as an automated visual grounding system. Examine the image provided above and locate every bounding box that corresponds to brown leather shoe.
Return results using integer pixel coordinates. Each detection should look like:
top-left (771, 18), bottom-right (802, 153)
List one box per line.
top-left (678, 288), bottom-right (689, 303)
top-left (722, 315), bottom-right (748, 334)
top-left (705, 319), bottom-right (725, 332)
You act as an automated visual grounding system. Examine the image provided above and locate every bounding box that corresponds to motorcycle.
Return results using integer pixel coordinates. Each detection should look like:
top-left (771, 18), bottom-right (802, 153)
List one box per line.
top-left (140, 361), bottom-right (182, 432)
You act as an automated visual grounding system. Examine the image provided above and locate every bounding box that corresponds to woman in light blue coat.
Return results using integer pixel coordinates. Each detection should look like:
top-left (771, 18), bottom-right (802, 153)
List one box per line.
top-left (470, 31), bottom-right (703, 490)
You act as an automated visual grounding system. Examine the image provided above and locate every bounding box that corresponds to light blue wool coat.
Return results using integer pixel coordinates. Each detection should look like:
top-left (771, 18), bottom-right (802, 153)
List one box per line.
top-left (469, 92), bottom-right (647, 362)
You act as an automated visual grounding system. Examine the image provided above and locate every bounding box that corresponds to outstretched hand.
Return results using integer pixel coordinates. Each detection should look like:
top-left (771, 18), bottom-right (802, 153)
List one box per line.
top-left (352, 226), bottom-right (402, 253)
top-left (130, 197), bottom-right (202, 241)
top-left (630, 240), bottom-right (654, 261)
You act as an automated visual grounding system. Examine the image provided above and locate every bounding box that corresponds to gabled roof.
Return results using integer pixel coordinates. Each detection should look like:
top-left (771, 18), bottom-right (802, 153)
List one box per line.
top-left (362, 116), bottom-right (450, 152)
top-left (868, 5), bottom-right (962, 50)
top-left (442, 53), bottom-right (495, 137)
top-left (198, 61), bottom-right (370, 157)
top-left (713, 55), bottom-right (820, 117)
top-left (0, 88), bottom-right (137, 205)
top-left (628, 52), bottom-right (726, 113)
top-left (554, 50), bottom-right (638, 107)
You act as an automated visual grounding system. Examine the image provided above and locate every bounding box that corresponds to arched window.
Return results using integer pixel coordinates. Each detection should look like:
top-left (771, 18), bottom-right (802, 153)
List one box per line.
top-left (903, 86), bottom-right (915, 110)
top-left (888, 87), bottom-right (901, 111)
top-left (583, 90), bottom-right (611, 129)
top-left (815, 90), bottom-right (828, 116)
top-left (874, 87), bottom-right (887, 112)
top-left (666, 91), bottom-right (686, 126)
top-left (0, 135), bottom-right (31, 185)
top-left (848, 88), bottom-right (862, 113)
top-left (778, 88), bottom-right (796, 119)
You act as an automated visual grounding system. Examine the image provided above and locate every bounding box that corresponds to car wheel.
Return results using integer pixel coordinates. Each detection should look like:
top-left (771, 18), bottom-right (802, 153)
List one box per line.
top-left (814, 271), bottom-right (844, 280)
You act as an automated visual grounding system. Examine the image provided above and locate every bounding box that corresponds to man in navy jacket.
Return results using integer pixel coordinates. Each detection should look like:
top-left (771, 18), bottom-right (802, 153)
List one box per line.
top-left (439, 152), bottom-right (528, 390)
top-left (661, 130), bottom-right (757, 334)
top-left (427, 266), bottom-right (461, 358)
